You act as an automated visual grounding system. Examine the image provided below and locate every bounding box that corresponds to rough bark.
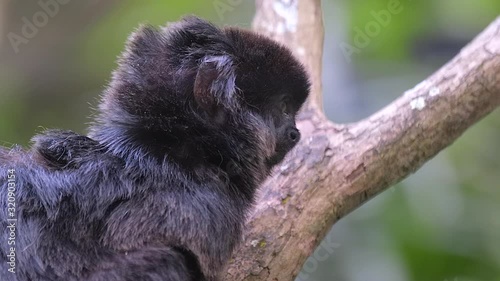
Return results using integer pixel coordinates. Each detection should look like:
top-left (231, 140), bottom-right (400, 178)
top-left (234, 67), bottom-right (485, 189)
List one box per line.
top-left (223, 0), bottom-right (500, 280)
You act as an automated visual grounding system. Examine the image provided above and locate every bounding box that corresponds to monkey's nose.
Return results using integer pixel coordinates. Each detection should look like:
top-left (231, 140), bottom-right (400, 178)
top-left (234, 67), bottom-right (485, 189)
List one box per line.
top-left (287, 128), bottom-right (300, 143)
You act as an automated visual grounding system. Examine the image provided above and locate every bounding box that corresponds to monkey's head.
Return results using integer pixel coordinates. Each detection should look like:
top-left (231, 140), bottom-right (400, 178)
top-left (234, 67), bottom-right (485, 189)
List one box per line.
top-left (91, 16), bottom-right (310, 181)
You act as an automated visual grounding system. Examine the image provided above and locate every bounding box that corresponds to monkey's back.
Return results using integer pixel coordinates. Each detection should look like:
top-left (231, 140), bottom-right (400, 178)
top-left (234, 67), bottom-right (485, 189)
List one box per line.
top-left (0, 130), bottom-right (243, 281)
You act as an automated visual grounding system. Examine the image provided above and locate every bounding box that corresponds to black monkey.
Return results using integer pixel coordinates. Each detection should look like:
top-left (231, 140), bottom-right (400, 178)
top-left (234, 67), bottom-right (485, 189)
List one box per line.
top-left (0, 16), bottom-right (310, 281)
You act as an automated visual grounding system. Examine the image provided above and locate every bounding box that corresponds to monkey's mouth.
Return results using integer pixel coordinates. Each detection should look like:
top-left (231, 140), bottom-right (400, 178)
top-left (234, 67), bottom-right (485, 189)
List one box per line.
top-left (265, 148), bottom-right (289, 168)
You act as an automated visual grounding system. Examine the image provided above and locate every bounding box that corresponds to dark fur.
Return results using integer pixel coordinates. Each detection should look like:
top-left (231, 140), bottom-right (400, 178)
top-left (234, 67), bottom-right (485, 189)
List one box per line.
top-left (0, 16), bottom-right (309, 281)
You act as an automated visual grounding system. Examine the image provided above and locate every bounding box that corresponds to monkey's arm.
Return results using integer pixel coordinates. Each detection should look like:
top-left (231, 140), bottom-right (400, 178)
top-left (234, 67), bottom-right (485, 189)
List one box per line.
top-left (87, 247), bottom-right (204, 281)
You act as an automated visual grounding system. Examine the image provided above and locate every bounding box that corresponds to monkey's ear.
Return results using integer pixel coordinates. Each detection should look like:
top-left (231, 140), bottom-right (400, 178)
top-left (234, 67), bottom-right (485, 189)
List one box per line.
top-left (194, 61), bottom-right (219, 113)
top-left (194, 56), bottom-right (237, 121)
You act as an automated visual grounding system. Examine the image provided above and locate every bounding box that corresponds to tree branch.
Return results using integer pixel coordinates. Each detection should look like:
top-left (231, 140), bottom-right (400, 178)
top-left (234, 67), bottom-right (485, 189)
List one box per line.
top-left (224, 0), bottom-right (500, 280)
